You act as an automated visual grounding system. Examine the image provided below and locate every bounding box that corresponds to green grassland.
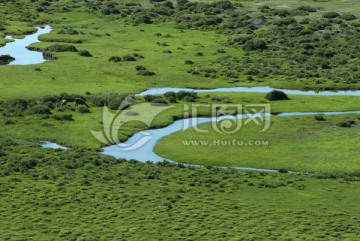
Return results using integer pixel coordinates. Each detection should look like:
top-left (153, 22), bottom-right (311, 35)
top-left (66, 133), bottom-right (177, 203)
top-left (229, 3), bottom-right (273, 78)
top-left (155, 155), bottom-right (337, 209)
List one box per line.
top-left (1, 0), bottom-right (360, 99)
top-left (1, 0), bottom-right (360, 239)
top-left (1, 140), bottom-right (360, 240)
top-left (155, 113), bottom-right (360, 176)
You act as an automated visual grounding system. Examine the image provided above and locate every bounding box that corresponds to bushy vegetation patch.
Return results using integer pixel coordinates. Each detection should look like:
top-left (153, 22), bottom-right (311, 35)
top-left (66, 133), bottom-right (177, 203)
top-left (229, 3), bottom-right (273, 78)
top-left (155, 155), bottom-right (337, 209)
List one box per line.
top-left (44, 44), bottom-right (78, 52)
top-left (265, 90), bottom-right (289, 101)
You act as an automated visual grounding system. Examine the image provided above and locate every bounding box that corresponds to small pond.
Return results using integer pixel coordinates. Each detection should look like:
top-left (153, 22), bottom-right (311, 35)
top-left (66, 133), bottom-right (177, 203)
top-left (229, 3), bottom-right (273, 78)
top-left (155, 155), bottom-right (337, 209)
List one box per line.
top-left (0, 25), bottom-right (52, 65)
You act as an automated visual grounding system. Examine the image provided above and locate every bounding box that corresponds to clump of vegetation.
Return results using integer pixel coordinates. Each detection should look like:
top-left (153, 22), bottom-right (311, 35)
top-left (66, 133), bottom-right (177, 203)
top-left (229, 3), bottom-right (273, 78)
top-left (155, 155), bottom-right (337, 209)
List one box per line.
top-left (184, 60), bottom-right (194, 64)
top-left (265, 90), bottom-right (289, 101)
top-left (122, 54), bottom-right (137, 61)
top-left (57, 28), bottom-right (80, 35)
top-left (78, 106), bottom-right (90, 113)
top-left (323, 12), bottom-right (340, 19)
top-left (52, 113), bottom-right (73, 121)
top-left (87, 93), bottom-right (130, 110)
top-left (137, 70), bottom-right (156, 76)
top-left (337, 120), bottom-right (356, 128)
top-left (134, 65), bottom-right (155, 76)
top-left (314, 115), bottom-right (326, 121)
top-left (78, 50), bottom-right (92, 57)
top-left (108, 56), bottom-right (122, 62)
top-left (44, 44), bottom-right (78, 52)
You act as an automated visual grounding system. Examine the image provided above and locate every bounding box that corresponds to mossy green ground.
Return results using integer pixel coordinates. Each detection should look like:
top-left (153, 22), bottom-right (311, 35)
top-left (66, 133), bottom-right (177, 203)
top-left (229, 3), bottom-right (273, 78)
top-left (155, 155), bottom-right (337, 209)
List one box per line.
top-left (155, 113), bottom-right (360, 175)
top-left (1, 0), bottom-right (360, 239)
top-left (1, 142), bottom-right (360, 240)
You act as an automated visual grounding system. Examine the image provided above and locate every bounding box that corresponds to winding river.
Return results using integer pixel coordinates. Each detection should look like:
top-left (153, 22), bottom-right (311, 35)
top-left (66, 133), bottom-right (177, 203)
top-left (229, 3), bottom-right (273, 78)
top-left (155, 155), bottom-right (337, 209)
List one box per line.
top-left (0, 25), bottom-right (52, 65)
top-left (102, 109), bottom-right (360, 172)
top-left (41, 86), bottom-right (360, 171)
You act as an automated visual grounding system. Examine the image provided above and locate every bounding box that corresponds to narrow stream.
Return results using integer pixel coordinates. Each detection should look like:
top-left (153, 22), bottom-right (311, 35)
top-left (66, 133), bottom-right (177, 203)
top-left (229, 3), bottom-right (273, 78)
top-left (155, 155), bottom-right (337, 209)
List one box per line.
top-left (137, 86), bottom-right (360, 96)
top-left (102, 110), bottom-right (360, 171)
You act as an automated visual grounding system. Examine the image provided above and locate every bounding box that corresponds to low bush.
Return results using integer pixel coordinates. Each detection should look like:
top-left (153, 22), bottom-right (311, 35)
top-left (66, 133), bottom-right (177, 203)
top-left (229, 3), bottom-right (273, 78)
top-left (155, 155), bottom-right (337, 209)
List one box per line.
top-left (265, 90), bottom-right (289, 101)
top-left (314, 115), bottom-right (326, 121)
top-left (336, 121), bottom-right (353, 128)
top-left (44, 44), bottom-right (78, 52)
top-left (135, 65), bottom-right (146, 71)
top-left (144, 95), bottom-right (157, 102)
top-left (27, 105), bottom-right (51, 115)
top-left (108, 56), bottom-right (122, 62)
top-left (122, 54), bottom-right (136, 61)
top-left (323, 12), bottom-right (340, 19)
top-left (78, 106), bottom-right (90, 113)
top-left (78, 50), bottom-right (92, 57)
top-left (137, 70), bottom-right (156, 76)
top-left (52, 114), bottom-right (73, 121)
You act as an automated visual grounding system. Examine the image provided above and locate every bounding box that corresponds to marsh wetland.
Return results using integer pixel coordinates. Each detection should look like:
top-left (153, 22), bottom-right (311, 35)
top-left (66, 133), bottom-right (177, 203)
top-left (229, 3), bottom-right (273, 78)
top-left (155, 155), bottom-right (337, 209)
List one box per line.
top-left (1, 0), bottom-right (360, 240)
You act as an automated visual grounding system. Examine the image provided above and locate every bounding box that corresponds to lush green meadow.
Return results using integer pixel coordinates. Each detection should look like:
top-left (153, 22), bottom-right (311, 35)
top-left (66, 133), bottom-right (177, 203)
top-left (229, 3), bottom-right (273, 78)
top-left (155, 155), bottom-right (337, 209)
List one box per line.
top-left (1, 0), bottom-right (360, 240)
top-left (1, 139), bottom-right (360, 240)
top-left (155, 113), bottom-right (360, 176)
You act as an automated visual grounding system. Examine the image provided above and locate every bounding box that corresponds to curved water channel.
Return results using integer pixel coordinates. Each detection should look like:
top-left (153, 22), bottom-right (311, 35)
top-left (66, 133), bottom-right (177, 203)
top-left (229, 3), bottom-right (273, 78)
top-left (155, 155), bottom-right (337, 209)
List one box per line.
top-left (41, 86), bottom-right (360, 171)
top-left (0, 25), bottom-right (52, 65)
top-left (102, 86), bottom-right (360, 171)
top-left (102, 110), bottom-right (360, 172)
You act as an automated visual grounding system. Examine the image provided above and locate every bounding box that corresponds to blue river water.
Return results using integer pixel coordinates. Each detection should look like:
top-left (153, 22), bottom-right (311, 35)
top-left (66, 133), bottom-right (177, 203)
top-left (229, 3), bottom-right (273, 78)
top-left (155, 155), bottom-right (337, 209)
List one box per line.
top-left (0, 25), bottom-right (52, 65)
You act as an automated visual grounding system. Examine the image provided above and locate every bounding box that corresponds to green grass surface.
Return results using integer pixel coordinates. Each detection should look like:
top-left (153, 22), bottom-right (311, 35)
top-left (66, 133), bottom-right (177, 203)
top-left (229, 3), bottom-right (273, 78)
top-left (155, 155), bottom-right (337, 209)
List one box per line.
top-left (155, 113), bottom-right (360, 175)
top-left (1, 0), bottom-right (360, 239)
top-left (1, 140), bottom-right (360, 240)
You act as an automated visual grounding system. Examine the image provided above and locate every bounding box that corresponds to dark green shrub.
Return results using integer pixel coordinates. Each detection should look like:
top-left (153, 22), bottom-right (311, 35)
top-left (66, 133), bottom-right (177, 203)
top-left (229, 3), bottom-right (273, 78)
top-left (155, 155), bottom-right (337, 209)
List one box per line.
top-left (243, 39), bottom-right (267, 51)
top-left (168, 96), bottom-right (177, 103)
top-left (42, 95), bottom-right (58, 103)
top-left (135, 65), bottom-right (146, 71)
top-left (78, 50), bottom-right (92, 57)
top-left (341, 14), bottom-right (357, 21)
top-left (87, 93), bottom-right (129, 110)
top-left (44, 44), bottom-right (78, 52)
top-left (176, 91), bottom-right (197, 100)
top-left (314, 115), bottom-right (326, 121)
top-left (163, 50), bottom-right (172, 53)
top-left (144, 95), bottom-right (157, 102)
top-left (132, 53), bottom-right (144, 58)
top-left (78, 106), bottom-right (90, 113)
top-left (58, 29), bottom-right (79, 35)
top-left (137, 70), bottom-right (156, 76)
top-left (336, 121), bottom-right (353, 128)
top-left (297, 6), bottom-right (316, 13)
top-left (27, 105), bottom-right (51, 115)
top-left (195, 52), bottom-right (204, 56)
top-left (4, 119), bottom-right (15, 125)
top-left (164, 91), bottom-right (176, 98)
top-left (151, 98), bottom-right (168, 105)
top-left (323, 12), bottom-right (340, 19)
top-left (123, 54), bottom-right (136, 61)
top-left (53, 114), bottom-right (73, 121)
top-left (265, 90), bottom-right (289, 101)
top-left (108, 56), bottom-right (122, 62)
top-left (185, 60), bottom-right (194, 64)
